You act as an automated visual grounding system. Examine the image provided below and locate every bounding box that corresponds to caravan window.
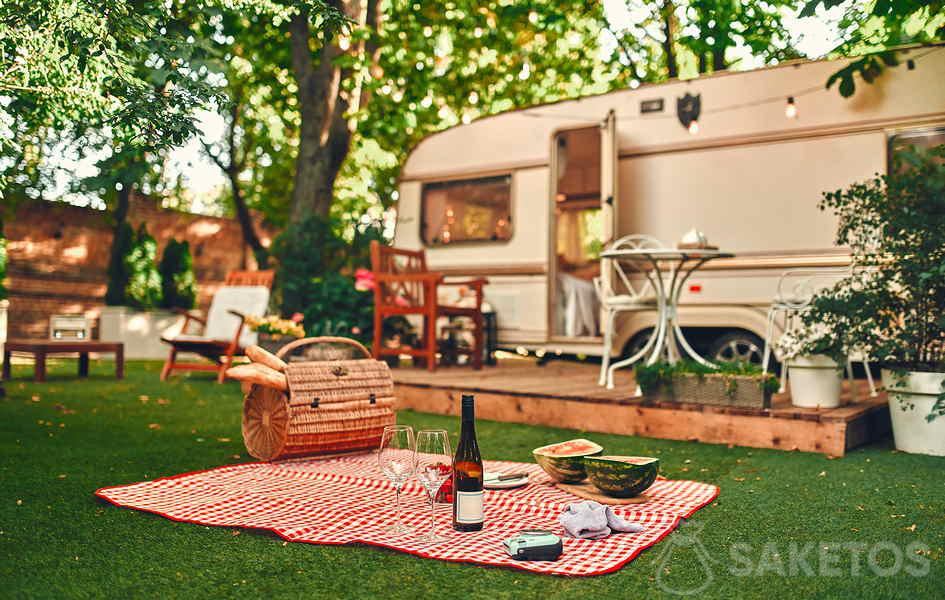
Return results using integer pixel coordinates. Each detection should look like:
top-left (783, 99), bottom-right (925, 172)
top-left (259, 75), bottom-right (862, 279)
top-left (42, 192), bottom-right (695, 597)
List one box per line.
top-left (888, 126), bottom-right (945, 171)
top-left (421, 175), bottom-right (512, 245)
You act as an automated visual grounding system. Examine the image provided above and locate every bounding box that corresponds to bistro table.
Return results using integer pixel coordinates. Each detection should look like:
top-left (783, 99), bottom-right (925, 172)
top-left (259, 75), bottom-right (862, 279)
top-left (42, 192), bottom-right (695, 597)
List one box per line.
top-left (2, 339), bottom-right (124, 382)
top-left (599, 248), bottom-right (734, 389)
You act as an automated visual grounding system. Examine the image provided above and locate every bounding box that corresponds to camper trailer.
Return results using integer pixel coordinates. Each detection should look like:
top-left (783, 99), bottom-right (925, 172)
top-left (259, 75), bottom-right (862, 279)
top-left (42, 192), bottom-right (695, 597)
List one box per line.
top-left (392, 46), bottom-right (945, 365)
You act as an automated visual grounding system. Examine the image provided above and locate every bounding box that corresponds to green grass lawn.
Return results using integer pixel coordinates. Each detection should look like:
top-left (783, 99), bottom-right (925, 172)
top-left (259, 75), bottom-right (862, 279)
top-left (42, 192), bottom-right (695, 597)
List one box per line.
top-left (1, 360), bottom-right (943, 598)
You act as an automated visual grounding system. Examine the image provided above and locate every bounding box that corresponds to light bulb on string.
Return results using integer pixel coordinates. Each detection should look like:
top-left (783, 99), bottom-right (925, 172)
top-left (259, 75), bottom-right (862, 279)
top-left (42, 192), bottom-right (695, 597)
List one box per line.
top-left (688, 119), bottom-right (700, 135)
top-left (785, 96), bottom-right (798, 119)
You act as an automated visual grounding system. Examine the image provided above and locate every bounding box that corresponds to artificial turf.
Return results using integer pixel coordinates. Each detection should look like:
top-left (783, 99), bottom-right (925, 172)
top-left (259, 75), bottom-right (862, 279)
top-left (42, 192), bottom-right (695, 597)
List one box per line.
top-left (0, 359), bottom-right (942, 599)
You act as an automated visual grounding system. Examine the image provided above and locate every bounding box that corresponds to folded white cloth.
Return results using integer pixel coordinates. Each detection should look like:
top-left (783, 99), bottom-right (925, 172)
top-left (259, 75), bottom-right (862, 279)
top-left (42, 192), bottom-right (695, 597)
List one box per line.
top-left (559, 501), bottom-right (645, 540)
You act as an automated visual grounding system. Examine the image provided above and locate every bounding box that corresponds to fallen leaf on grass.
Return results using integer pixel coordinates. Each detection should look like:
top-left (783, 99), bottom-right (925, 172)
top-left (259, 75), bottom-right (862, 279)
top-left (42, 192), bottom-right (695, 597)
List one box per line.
top-left (733, 477), bottom-right (745, 482)
top-left (156, 398), bottom-right (170, 405)
top-left (230, 530), bottom-right (241, 536)
top-left (31, 395), bottom-right (40, 402)
top-left (818, 471), bottom-right (827, 477)
top-left (57, 474), bottom-right (67, 479)
top-left (217, 438), bottom-right (231, 443)
top-left (16, 500), bottom-right (22, 506)
top-left (905, 524), bottom-right (917, 532)
top-left (148, 423), bottom-right (162, 430)
top-left (139, 395), bottom-right (149, 403)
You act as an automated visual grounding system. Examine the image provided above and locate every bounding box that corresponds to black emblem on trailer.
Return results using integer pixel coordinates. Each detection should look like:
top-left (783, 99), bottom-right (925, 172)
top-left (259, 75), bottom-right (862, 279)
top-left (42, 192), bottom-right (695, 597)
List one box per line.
top-left (676, 92), bottom-right (701, 129)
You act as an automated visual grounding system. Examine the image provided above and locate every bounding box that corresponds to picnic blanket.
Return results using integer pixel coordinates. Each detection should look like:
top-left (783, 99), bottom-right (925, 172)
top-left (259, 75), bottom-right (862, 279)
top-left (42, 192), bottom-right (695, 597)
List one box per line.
top-left (95, 453), bottom-right (718, 576)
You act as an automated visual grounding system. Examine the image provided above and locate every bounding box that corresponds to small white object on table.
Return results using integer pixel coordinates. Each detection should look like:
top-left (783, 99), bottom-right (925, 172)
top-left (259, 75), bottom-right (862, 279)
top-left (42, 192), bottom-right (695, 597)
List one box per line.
top-left (599, 247), bottom-right (734, 389)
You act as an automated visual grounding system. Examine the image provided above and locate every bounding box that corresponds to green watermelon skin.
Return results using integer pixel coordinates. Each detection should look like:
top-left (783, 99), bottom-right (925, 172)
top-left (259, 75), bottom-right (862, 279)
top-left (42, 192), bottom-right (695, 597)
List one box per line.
top-left (584, 456), bottom-right (659, 497)
top-left (532, 439), bottom-right (603, 483)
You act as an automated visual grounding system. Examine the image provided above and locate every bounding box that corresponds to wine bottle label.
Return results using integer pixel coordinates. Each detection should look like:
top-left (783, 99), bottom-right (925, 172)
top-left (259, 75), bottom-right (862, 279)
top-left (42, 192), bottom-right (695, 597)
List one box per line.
top-left (454, 490), bottom-right (484, 524)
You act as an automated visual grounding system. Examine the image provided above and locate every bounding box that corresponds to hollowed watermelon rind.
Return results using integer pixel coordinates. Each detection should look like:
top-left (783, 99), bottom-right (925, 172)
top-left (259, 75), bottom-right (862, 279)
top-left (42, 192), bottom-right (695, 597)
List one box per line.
top-left (584, 455), bottom-right (660, 497)
top-left (532, 438), bottom-right (604, 483)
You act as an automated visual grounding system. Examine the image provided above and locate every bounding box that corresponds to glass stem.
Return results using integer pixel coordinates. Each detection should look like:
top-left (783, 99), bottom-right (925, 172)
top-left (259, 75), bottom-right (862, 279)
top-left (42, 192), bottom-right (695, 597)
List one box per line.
top-left (395, 485), bottom-right (402, 526)
top-left (429, 492), bottom-right (437, 535)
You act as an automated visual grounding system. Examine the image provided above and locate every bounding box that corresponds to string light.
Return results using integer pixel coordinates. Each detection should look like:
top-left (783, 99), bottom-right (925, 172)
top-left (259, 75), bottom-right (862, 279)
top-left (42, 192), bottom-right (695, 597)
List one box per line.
top-left (785, 96), bottom-right (798, 119)
top-left (518, 49), bottom-right (939, 124)
top-left (688, 119), bottom-right (700, 135)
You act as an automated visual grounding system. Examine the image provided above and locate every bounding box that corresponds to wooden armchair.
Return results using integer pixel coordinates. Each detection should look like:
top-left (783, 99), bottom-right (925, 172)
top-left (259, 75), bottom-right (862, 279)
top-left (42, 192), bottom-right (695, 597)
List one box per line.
top-left (160, 270), bottom-right (275, 383)
top-left (369, 241), bottom-right (488, 371)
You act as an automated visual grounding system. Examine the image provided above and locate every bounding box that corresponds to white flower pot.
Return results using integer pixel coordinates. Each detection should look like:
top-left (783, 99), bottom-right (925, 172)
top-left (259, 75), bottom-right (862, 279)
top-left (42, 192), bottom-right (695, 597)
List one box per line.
top-left (99, 306), bottom-right (185, 359)
top-left (882, 369), bottom-right (945, 457)
top-left (787, 354), bottom-right (844, 408)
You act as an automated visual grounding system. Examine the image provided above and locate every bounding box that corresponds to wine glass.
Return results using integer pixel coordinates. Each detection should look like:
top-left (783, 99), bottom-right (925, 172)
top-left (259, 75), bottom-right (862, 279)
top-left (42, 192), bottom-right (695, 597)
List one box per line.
top-left (378, 425), bottom-right (415, 536)
top-left (414, 429), bottom-right (453, 544)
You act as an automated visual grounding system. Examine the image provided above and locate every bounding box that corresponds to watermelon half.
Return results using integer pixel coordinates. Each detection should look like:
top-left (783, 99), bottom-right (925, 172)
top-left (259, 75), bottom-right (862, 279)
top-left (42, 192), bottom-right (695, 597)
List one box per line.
top-left (584, 455), bottom-right (660, 497)
top-left (532, 439), bottom-right (603, 483)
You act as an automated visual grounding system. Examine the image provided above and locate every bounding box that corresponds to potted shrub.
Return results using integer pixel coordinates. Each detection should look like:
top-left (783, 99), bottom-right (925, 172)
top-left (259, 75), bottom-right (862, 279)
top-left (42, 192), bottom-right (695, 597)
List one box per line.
top-left (805, 144), bottom-right (945, 455)
top-left (245, 314), bottom-right (306, 356)
top-left (636, 360), bottom-right (779, 409)
top-left (774, 321), bottom-right (848, 409)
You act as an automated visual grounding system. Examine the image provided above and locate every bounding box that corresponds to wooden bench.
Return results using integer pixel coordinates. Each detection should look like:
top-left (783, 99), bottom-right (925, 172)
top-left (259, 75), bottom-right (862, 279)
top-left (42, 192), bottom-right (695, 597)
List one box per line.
top-left (3, 339), bottom-right (124, 382)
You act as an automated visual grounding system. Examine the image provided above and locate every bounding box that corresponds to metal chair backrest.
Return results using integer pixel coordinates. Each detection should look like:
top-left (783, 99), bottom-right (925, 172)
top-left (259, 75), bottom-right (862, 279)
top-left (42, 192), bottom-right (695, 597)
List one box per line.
top-left (774, 267), bottom-right (852, 311)
top-left (597, 234), bottom-right (665, 302)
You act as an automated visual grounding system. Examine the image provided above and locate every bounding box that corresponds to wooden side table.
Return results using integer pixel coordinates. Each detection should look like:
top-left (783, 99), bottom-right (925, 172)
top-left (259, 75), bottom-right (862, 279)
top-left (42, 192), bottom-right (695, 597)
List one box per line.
top-left (2, 339), bottom-right (125, 382)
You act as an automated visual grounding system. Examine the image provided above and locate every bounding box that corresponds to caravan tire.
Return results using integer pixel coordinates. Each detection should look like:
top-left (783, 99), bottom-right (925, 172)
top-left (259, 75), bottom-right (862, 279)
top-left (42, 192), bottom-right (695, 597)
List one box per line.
top-left (708, 331), bottom-right (766, 366)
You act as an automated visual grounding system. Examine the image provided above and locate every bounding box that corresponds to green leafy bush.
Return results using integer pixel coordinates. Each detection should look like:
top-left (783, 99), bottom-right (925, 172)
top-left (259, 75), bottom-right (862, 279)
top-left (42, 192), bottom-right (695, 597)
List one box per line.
top-left (805, 144), bottom-right (945, 420)
top-left (158, 239), bottom-right (197, 310)
top-left (273, 215), bottom-right (418, 347)
top-left (105, 221), bottom-right (135, 306)
top-left (123, 224), bottom-right (163, 310)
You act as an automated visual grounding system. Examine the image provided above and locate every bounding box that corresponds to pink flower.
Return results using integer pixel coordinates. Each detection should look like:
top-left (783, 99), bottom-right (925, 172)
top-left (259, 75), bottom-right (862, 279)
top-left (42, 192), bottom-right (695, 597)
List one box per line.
top-left (354, 268), bottom-right (376, 292)
top-left (291, 312), bottom-right (305, 323)
top-left (351, 326), bottom-right (362, 335)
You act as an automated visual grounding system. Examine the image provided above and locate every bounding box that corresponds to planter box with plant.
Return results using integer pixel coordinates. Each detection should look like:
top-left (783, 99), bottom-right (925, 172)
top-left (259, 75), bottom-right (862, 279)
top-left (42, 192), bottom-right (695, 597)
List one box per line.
top-left (803, 144), bottom-right (945, 456)
top-left (636, 361), bottom-right (779, 409)
top-left (245, 314), bottom-right (305, 356)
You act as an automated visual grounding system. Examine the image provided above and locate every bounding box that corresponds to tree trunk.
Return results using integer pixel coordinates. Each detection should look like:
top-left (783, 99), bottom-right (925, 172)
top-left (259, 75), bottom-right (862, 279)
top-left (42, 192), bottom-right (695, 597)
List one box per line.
top-left (288, 1), bottom-right (377, 224)
top-left (660, 1), bottom-right (678, 79)
top-left (712, 47), bottom-right (726, 72)
top-left (229, 171), bottom-right (269, 268)
top-left (288, 9), bottom-right (351, 223)
top-left (698, 52), bottom-right (707, 74)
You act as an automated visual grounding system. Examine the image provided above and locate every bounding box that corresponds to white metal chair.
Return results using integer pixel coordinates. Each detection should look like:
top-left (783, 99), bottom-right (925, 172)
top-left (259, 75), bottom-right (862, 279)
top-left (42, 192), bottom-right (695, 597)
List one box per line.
top-left (594, 234), bottom-right (665, 387)
top-left (761, 267), bottom-right (877, 399)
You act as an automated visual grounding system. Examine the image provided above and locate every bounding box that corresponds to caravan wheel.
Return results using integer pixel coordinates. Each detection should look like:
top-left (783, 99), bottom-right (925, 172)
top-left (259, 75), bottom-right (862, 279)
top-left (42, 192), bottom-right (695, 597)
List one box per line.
top-left (708, 331), bottom-right (765, 366)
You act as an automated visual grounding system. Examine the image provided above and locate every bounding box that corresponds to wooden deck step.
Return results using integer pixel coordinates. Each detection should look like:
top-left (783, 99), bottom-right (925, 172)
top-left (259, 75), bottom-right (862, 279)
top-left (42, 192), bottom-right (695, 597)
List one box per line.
top-left (391, 360), bottom-right (890, 457)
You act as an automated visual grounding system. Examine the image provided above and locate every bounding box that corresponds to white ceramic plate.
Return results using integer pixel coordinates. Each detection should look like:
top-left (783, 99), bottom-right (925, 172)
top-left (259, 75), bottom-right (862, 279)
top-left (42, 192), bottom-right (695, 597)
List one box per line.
top-left (483, 471), bottom-right (530, 490)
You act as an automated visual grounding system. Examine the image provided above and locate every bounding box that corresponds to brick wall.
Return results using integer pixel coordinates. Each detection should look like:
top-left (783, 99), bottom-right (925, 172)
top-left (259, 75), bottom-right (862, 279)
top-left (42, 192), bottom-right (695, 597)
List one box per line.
top-left (6, 195), bottom-right (275, 339)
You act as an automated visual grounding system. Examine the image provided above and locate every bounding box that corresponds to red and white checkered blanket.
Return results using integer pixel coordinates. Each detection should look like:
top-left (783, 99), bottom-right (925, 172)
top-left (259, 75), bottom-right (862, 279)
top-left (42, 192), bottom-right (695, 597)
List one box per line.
top-left (96, 454), bottom-right (718, 576)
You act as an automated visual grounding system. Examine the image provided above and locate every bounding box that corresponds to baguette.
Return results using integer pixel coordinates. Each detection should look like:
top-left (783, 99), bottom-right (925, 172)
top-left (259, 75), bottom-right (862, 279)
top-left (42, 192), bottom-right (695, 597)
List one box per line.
top-left (226, 363), bottom-right (288, 391)
top-left (245, 344), bottom-right (288, 372)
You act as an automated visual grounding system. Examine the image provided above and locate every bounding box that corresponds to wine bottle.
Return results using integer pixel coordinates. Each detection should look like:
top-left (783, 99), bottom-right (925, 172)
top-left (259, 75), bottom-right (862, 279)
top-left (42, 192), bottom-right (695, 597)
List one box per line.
top-left (452, 394), bottom-right (484, 531)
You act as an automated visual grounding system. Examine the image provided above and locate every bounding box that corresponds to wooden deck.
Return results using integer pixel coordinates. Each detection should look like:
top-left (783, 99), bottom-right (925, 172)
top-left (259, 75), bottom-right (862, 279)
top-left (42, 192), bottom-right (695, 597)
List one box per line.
top-left (392, 359), bottom-right (891, 457)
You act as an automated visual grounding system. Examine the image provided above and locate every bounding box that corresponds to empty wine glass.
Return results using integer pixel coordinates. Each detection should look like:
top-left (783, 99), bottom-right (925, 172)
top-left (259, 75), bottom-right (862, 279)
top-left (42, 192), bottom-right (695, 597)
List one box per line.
top-left (378, 425), bottom-right (415, 536)
top-left (414, 429), bottom-right (453, 544)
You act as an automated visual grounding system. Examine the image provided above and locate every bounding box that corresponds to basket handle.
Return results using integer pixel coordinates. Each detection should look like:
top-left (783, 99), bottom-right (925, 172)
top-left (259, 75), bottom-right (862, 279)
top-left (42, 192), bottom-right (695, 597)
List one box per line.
top-left (275, 336), bottom-right (372, 360)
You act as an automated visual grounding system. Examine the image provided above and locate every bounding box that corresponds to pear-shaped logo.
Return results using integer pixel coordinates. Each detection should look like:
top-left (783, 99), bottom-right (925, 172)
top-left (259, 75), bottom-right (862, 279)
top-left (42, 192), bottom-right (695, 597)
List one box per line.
top-left (654, 521), bottom-right (716, 595)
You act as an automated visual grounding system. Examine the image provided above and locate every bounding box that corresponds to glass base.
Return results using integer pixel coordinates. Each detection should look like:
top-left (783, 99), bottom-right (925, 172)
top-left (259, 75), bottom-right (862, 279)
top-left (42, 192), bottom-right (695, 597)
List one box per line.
top-left (413, 531), bottom-right (450, 545)
top-left (384, 522), bottom-right (412, 536)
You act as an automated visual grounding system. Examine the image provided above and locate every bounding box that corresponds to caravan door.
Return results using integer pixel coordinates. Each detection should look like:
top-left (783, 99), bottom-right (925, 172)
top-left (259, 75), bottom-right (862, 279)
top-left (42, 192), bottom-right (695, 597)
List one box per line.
top-left (550, 110), bottom-right (618, 341)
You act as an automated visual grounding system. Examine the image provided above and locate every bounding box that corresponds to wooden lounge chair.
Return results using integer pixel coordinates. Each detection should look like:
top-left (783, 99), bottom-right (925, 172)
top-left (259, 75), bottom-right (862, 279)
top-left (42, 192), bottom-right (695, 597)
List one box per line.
top-left (160, 270), bottom-right (274, 383)
top-left (369, 241), bottom-right (487, 371)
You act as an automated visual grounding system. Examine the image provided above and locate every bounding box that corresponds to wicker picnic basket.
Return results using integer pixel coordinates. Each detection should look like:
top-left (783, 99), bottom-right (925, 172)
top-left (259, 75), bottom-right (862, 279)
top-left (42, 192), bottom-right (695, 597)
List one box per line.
top-left (241, 337), bottom-right (396, 461)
